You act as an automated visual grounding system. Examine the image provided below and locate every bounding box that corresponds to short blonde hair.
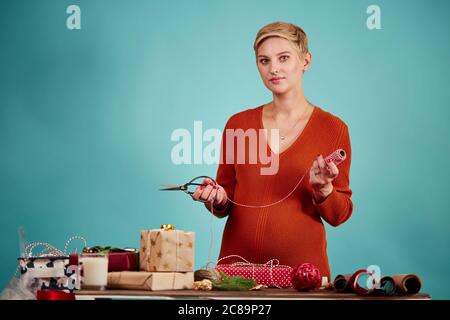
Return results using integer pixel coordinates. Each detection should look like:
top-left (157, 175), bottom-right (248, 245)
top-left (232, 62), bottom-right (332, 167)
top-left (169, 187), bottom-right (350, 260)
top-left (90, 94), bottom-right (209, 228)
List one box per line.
top-left (253, 21), bottom-right (309, 57)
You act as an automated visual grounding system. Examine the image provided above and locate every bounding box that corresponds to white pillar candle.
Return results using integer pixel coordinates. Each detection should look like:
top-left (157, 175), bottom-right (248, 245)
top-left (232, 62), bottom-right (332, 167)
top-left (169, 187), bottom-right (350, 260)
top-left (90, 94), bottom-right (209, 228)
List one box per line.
top-left (79, 253), bottom-right (108, 290)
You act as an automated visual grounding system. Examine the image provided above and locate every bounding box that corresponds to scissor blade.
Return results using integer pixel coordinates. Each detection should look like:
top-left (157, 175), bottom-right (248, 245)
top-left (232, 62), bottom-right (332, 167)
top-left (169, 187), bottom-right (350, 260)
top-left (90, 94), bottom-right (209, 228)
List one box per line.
top-left (159, 185), bottom-right (183, 191)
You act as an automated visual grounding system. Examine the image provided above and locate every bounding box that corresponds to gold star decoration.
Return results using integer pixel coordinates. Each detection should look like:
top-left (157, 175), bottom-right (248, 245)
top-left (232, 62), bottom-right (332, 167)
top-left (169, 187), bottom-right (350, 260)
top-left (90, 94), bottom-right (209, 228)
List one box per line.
top-left (178, 242), bottom-right (183, 248)
top-left (157, 251), bottom-right (162, 258)
top-left (187, 242), bottom-right (193, 248)
top-left (150, 239), bottom-right (156, 247)
top-left (186, 261), bottom-right (192, 268)
top-left (162, 262), bottom-right (169, 270)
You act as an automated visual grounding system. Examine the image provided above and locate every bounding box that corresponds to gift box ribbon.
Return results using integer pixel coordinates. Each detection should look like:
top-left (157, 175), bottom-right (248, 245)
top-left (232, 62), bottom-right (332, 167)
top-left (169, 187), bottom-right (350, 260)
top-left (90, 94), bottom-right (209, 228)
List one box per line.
top-left (82, 246), bottom-right (137, 254)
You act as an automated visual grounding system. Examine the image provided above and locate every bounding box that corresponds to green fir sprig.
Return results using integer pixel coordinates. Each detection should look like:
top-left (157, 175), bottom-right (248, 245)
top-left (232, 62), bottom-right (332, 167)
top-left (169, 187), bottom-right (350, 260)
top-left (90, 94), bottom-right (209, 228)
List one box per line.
top-left (211, 273), bottom-right (257, 291)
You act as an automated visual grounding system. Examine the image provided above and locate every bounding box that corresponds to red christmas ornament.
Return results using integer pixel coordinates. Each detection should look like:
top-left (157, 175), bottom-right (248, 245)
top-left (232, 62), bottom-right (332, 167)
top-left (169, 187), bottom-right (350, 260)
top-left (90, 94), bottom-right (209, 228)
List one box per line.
top-left (291, 263), bottom-right (322, 291)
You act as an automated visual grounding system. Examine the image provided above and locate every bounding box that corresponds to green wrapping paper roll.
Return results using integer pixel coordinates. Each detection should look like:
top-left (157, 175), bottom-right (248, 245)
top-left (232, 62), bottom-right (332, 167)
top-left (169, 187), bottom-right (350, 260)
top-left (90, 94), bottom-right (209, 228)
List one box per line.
top-left (373, 276), bottom-right (396, 296)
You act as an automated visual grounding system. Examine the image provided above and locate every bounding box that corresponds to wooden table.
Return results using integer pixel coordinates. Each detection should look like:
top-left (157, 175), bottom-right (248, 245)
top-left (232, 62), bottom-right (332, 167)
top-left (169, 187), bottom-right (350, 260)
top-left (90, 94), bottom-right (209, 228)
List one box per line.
top-left (75, 288), bottom-right (431, 300)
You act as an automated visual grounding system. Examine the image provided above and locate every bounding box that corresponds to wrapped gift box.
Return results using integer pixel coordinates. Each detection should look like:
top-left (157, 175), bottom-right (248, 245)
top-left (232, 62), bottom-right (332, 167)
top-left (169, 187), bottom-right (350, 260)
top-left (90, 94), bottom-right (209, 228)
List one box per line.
top-left (216, 264), bottom-right (293, 288)
top-left (139, 229), bottom-right (195, 272)
top-left (107, 271), bottom-right (194, 291)
top-left (18, 256), bottom-right (80, 292)
top-left (69, 252), bottom-right (138, 272)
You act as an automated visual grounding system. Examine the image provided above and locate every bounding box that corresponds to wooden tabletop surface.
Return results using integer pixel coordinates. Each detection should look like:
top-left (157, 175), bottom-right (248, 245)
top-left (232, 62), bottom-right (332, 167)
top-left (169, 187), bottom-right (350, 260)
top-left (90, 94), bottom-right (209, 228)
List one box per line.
top-left (76, 288), bottom-right (431, 300)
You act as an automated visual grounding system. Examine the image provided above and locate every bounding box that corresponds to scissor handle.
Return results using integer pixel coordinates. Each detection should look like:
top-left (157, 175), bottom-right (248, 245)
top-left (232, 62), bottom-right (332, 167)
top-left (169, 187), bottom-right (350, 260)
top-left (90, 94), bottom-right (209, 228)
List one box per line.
top-left (184, 176), bottom-right (218, 202)
top-left (187, 175), bottom-right (217, 186)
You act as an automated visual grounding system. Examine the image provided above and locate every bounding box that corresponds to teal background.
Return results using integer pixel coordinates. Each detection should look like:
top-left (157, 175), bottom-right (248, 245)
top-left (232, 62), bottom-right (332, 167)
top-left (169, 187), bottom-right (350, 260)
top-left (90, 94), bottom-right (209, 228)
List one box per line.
top-left (1, 0), bottom-right (449, 299)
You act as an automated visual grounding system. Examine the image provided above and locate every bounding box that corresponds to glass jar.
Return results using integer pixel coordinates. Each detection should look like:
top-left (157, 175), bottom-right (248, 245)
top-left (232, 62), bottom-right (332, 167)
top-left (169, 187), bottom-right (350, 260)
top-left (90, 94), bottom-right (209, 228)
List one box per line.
top-left (79, 253), bottom-right (109, 290)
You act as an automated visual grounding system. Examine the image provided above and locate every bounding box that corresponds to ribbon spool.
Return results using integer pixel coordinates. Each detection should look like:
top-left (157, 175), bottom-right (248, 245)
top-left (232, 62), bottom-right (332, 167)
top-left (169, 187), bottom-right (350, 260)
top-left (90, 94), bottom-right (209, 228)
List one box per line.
top-left (325, 149), bottom-right (346, 166)
top-left (36, 290), bottom-right (75, 300)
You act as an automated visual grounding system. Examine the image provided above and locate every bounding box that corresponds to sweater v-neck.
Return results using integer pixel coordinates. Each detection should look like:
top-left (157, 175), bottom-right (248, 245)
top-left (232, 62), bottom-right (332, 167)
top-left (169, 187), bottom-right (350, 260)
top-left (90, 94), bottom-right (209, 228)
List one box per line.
top-left (257, 104), bottom-right (318, 157)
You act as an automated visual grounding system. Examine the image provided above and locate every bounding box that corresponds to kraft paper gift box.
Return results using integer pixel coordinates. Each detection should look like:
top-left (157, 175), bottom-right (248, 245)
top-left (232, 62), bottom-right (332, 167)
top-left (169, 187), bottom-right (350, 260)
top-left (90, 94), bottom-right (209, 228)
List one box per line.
top-left (107, 271), bottom-right (194, 291)
top-left (139, 229), bottom-right (195, 272)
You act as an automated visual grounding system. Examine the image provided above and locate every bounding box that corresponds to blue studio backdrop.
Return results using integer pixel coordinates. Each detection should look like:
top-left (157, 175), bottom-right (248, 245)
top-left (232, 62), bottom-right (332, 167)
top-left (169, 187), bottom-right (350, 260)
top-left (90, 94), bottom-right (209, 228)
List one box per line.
top-left (1, 0), bottom-right (449, 299)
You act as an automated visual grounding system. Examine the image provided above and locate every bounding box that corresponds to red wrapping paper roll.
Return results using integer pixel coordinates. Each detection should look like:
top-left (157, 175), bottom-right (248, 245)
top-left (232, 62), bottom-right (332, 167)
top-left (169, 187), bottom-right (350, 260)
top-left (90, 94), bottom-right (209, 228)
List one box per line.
top-left (349, 269), bottom-right (376, 295)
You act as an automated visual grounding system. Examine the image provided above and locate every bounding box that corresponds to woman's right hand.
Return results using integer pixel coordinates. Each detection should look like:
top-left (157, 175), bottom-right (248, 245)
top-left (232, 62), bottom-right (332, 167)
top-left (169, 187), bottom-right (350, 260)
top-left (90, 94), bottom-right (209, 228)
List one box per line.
top-left (191, 178), bottom-right (228, 209)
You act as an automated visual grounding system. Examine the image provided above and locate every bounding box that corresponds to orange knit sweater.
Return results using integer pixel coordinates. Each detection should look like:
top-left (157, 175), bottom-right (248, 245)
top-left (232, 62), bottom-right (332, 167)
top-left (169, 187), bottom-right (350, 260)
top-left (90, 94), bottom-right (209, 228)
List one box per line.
top-left (206, 105), bottom-right (353, 281)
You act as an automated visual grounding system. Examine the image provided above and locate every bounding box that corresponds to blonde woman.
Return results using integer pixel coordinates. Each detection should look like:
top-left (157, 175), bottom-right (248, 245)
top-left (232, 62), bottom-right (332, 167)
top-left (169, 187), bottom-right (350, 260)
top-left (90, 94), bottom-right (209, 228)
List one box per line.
top-left (193, 22), bottom-right (353, 282)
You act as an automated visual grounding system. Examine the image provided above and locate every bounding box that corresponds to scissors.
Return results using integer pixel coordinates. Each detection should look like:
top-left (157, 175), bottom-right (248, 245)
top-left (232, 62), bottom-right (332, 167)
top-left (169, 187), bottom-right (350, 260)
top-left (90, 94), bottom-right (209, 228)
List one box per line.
top-left (160, 175), bottom-right (217, 203)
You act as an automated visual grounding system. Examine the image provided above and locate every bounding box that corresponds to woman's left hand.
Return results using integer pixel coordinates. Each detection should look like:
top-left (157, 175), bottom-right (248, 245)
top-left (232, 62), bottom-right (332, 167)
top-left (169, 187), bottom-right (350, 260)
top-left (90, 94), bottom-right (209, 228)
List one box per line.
top-left (309, 154), bottom-right (339, 203)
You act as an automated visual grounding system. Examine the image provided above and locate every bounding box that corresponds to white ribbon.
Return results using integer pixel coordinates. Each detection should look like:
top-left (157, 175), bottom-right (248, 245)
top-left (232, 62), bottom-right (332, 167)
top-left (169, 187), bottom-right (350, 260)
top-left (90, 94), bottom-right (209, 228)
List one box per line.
top-left (23, 235), bottom-right (87, 258)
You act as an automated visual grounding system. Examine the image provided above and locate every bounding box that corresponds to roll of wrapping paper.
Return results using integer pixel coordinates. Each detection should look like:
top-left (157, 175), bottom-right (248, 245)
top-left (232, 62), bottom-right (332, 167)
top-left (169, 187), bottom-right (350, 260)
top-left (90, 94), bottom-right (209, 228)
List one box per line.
top-left (349, 269), bottom-right (376, 295)
top-left (373, 276), bottom-right (396, 296)
top-left (333, 274), bottom-right (353, 293)
top-left (334, 272), bottom-right (422, 296)
top-left (334, 270), bottom-right (377, 295)
top-left (392, 274), bottom-right (422, 295)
